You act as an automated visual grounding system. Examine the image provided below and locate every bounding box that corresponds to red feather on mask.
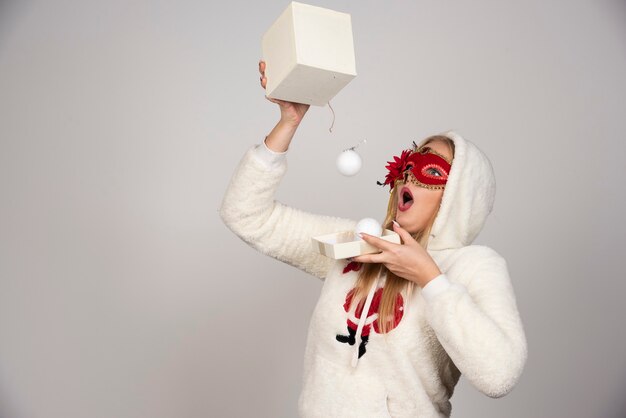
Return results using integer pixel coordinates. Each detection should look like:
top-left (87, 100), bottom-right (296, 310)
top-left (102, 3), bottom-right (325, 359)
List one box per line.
top-left (380, 149), bottom-right (412, 191)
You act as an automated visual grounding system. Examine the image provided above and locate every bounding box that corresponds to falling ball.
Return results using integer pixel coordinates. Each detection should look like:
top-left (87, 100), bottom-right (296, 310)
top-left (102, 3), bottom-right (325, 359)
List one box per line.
top-left (336, 149), bottom-right (362, 176)
top-left (354, 217), bottom-right (382, 241)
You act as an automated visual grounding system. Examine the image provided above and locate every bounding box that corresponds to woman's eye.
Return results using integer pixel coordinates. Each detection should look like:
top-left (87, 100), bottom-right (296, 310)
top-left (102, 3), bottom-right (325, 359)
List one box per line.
top-left (426, 168), bottom-right (442, 177)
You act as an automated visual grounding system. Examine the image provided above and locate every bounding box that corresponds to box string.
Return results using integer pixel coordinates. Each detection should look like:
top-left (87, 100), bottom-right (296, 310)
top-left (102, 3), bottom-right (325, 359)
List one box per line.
top-left (328, 100), bottom-right (335, 132)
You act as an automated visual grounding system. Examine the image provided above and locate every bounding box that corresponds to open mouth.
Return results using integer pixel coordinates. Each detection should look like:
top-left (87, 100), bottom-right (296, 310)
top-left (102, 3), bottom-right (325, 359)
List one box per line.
top-left (398, 186), bottom-right (414, 211)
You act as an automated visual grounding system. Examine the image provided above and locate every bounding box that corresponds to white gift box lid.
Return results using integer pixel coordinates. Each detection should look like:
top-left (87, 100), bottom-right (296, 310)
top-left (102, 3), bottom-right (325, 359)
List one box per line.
top-left (261, 1), bottom-right (357, 106)
top-left (311, 229), bottom-right (400, 260)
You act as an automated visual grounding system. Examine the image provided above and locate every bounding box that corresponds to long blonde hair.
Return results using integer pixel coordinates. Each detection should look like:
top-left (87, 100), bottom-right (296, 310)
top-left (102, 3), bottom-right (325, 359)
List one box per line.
top-left (349, 135), bottom-right (455, 336)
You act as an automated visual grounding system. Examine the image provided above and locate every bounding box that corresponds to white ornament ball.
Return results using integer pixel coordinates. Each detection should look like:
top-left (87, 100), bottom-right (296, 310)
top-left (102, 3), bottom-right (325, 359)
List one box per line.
top-left (354, 217), bottom-right (382, 241)
top-left (336, 149), bottom-right (362, 176)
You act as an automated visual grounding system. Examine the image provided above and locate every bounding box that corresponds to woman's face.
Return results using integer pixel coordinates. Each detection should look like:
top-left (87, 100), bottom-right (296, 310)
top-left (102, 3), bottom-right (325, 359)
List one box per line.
top-left (394, 140), bottom-right (453, 235)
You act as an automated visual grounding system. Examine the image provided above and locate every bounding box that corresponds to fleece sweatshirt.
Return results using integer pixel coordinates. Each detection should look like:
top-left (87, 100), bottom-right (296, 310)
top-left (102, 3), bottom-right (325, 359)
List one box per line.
top-left (219, 130), bottom-right (528, 418)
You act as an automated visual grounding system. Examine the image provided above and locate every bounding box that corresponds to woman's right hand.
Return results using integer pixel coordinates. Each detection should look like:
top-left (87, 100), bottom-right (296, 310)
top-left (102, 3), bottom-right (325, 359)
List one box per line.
top-left (259, 60), bottom-right (310, 127)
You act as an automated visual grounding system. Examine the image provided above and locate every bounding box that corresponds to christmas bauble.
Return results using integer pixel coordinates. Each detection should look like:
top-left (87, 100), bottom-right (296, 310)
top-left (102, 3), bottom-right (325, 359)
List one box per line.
top-left (336, 149), bottom-right (362, 176)
top-left (354, 218), bottom-right (382, 241)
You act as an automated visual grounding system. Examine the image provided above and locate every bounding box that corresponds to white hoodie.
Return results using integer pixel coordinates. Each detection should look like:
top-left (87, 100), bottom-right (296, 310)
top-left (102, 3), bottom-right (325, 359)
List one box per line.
top-left (219, 130), bottom-right (528, 417)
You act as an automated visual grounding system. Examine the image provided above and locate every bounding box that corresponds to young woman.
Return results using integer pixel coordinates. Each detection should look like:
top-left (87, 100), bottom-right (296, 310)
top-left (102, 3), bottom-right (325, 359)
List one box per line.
top-left (218, 60), bottom-right (528, 417)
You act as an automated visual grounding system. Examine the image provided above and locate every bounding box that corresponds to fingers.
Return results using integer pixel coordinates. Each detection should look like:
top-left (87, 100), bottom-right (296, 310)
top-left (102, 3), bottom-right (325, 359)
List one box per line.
top-left (265, 95), bottom-right (289, 106)
top-left (265, 95), bottom-right (284, 106)
top-left (258, 60), bottom-right (287, 106)
top-left (352, 251), bottom-right (384, 264)
top-left (359, 233), bottom-right (395, 252)
top-left (392, 221), bottom-right (415, 244)
top-left (259, 60), bottom-right (267, 89)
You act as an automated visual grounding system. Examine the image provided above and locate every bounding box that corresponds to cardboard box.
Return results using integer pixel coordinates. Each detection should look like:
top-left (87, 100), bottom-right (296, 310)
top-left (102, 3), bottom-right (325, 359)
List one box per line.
top-left (311, 229), bottom-right (400, 260)
top-left (261, 1), bottom-right (357, 106)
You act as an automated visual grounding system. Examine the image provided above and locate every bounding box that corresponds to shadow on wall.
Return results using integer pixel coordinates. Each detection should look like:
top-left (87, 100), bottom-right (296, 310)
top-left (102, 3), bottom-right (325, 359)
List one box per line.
top-left (0, 383), bottom-right (19, 418)
top-left (0, 0), bottom-right (28, 55)
top-left (604, 371), bottom-right (626, 418)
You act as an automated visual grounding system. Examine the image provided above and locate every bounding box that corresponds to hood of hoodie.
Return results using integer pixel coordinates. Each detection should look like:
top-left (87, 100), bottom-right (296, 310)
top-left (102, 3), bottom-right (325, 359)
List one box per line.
top-left (423, 130), bottom-right (496, 251)
top-left (352, 131), bottom-right (494, 368)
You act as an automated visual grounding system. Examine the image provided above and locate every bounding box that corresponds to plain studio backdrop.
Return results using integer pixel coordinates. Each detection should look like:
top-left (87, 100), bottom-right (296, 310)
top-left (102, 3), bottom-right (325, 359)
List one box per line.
top-left (0, 0), bottom-right (625, 417)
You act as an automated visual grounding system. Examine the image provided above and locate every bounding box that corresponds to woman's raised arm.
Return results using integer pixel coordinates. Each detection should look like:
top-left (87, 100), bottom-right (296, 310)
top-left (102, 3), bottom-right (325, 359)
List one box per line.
top-left (218, 60), bottom-right (357, 280)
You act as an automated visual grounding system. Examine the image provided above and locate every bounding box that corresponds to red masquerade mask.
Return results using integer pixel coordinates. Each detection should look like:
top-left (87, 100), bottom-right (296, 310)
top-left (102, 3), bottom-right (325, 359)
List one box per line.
top-left (377, 143), bottom-right (452, 191)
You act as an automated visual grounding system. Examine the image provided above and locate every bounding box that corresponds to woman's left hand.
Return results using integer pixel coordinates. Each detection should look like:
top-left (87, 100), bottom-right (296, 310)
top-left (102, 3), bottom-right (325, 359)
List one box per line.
top-left (351, 222), bottom-right (442, 288)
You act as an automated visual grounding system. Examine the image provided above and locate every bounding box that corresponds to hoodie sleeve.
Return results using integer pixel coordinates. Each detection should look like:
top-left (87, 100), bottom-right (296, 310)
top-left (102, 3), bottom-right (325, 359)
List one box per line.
top-left (421, 249), bottom-right (528, 398)
top-left (219, 140), bottom-right (358, 280)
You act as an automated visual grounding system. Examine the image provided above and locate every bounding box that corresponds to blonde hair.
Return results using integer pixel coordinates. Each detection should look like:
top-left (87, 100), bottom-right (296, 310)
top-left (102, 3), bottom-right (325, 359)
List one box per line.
top-left (349, 135), bottom-right (455, 336)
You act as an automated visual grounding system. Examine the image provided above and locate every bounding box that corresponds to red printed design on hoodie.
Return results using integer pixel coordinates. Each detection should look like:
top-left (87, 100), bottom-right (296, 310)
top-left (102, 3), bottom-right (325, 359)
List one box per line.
top-left (336, 261), bottom-right (404, 359)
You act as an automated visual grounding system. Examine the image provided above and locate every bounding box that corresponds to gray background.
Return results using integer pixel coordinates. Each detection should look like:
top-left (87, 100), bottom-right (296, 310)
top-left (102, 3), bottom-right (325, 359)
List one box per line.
top-left (1, 0), bottom-right (625, 417)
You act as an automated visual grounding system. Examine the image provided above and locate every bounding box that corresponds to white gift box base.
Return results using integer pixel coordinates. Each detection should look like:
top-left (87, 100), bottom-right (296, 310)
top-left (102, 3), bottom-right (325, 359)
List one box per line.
top-left (312, 229), bottom-right (400, 260)
top-left (261, 1), bottom-right (357, 106)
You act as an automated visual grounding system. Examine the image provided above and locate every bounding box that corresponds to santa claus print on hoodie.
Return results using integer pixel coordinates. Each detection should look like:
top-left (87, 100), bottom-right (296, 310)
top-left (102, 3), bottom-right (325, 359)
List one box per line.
top-left (336, 261), bottom-right (405, 359)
